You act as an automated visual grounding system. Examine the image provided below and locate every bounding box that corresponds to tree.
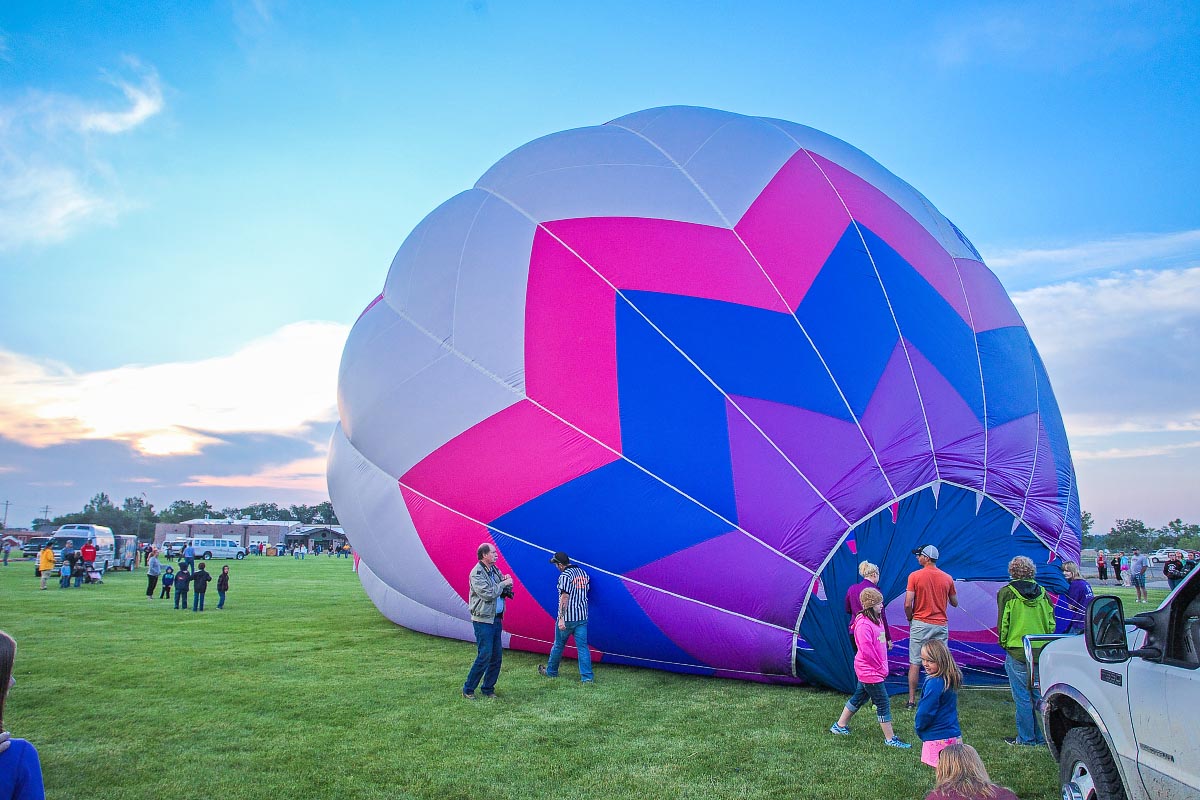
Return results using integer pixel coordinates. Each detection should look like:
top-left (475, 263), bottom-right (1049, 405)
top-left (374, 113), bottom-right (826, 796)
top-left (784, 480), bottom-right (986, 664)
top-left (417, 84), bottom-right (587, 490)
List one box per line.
top-left (159, 500), bottom-right (215, 524)
top-left (1105, 518), bottom-right (1155, 551)
top-left (1081, 510), bottom-right (1093, 537)
top-left (239, 503), bottom-right (291, 521)
top-left (315, 501), bottom-right (339, 525)
top-left (289, 504), bottom-right (317, 524)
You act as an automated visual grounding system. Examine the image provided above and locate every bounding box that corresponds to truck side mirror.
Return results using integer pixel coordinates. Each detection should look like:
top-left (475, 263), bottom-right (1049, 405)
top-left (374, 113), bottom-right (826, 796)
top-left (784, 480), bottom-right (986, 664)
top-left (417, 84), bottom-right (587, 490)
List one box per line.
top-left (1086, 596), bottom-right (1129, 663)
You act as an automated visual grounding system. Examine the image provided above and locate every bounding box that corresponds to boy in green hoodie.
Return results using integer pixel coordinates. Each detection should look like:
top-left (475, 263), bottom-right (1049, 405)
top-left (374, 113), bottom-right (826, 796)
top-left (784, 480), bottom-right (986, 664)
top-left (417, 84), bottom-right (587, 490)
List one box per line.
top-left (996, 555), bottom-right (1054, 746)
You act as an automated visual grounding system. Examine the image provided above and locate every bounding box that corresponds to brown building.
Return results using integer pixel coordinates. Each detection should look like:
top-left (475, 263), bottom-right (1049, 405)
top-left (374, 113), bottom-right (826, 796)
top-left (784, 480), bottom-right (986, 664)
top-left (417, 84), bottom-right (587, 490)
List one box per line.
top-left (154, 518), bottom-right (302, 552)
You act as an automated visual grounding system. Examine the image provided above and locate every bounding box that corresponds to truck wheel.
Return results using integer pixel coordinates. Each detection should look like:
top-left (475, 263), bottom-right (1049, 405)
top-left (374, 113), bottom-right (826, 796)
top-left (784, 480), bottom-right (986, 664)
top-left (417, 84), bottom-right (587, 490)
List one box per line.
top-left (236, 552), bottom-right (245, 560)
top-left (203, 551), bottom-right (213, 560)
top-left (1059, 727), bottom-right (1127, 800)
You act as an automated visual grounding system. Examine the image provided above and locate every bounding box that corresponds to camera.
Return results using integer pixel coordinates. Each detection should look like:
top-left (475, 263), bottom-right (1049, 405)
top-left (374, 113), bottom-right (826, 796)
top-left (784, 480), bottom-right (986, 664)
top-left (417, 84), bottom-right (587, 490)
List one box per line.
top-left (500, 585), bottom-right (515, 599)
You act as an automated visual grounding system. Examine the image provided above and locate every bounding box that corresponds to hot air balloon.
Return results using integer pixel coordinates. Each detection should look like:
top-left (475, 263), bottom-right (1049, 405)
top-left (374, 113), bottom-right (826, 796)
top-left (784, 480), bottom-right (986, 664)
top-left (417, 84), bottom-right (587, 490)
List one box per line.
top-left (328, 106), bottom-right (1080, 691)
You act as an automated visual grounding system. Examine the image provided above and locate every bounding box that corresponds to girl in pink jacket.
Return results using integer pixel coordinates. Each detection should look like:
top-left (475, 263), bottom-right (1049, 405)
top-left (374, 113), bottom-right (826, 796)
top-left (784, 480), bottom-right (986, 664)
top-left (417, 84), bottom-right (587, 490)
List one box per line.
top-left (829, 587), bottom-right (911, 749)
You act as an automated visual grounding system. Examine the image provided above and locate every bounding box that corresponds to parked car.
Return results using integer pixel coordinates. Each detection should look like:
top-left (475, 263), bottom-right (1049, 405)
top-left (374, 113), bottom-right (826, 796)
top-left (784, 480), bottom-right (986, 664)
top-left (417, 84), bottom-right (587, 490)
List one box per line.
top-left (1036, 569), bottom-right (1200, 799)
top-left (186, 537), bottom-right (246, 560)
top-left (1149, 548), bottom-right (1180, 564)
top-left (20, 537), bottom-right (51, 557)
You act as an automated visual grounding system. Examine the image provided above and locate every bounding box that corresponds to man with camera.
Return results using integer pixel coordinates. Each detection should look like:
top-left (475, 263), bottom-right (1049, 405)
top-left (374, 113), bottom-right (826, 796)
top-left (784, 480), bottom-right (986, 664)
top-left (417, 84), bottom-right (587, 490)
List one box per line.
top-left (463, 542), bottom-right (514, 700)
top-left (538, 551), bottom-right (594, 683)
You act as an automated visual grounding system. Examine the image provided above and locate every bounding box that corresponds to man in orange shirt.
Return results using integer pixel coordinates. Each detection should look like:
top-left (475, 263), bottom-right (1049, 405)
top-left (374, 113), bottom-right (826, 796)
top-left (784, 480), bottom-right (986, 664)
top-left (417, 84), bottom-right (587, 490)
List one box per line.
top-left (904, 544), bottom-right (958, 708)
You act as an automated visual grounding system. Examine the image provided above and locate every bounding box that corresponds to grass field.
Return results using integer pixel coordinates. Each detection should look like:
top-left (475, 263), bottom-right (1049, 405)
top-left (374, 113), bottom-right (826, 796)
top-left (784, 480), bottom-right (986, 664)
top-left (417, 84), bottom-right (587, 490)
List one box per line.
top-left (0, 557), bottom-right (1168, 799)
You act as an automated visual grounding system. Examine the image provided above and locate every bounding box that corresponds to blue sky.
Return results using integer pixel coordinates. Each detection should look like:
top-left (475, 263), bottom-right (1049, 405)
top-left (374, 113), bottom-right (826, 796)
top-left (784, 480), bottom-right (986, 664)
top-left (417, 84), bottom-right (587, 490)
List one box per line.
top-left (1, 1), bottom-right (1197, 533)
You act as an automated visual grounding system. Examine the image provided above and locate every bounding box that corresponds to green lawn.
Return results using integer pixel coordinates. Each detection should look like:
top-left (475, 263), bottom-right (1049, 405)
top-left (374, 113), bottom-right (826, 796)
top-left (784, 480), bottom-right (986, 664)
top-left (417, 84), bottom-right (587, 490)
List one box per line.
top-left (0, 557), bottom-right (1168, 799)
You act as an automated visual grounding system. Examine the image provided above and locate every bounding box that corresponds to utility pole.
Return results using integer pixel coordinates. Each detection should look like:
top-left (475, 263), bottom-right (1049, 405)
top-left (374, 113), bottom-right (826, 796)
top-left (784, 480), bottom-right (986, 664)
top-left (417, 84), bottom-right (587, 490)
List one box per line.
top-left (40, 506), bottom-right (50, 524)
top-left (1, 500), bottom-right (9, 529)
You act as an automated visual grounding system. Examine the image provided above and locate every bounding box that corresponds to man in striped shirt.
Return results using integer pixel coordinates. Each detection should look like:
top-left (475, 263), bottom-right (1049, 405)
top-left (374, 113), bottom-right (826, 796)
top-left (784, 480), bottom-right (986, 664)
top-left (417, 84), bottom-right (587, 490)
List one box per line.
top-left (538, 551), bottom-right (594, 683)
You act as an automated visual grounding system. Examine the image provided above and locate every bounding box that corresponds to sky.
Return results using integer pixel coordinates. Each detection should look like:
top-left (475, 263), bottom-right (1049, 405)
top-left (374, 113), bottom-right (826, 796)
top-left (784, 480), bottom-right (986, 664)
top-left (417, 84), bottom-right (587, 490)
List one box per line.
top-left (1, 1), bottom-right (1197, 534)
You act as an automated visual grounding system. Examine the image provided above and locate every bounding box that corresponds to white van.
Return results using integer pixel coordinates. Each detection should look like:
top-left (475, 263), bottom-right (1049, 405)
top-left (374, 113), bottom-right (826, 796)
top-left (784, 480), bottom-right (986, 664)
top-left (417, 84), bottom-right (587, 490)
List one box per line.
top-left (51, 524), bottom-right (116, 573)
top-left (187, 537), bottom-right (246, 560)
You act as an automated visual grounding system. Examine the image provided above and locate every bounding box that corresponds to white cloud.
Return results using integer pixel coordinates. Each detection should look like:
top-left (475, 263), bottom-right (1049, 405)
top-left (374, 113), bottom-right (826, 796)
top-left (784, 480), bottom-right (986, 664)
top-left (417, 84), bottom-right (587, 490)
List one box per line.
top-left (985, 229), bottom-right (1200, 288)
top-left (185, 454), bottom-right (328, 493)
top-left (0, 321), bottom-right (348, 456)
top-left (0, 164), bottom-right (114, 248)
top-left (930, 5), bottom-right (1167, 70)
top-left (79, 62), bottom-right (164, 134)
top-left (1074, 440), bottom-right (1200, 462)
top-left (0, 58), bottom-right (164, 250)
top-left (1014, 266), bottom-right (1200, 441)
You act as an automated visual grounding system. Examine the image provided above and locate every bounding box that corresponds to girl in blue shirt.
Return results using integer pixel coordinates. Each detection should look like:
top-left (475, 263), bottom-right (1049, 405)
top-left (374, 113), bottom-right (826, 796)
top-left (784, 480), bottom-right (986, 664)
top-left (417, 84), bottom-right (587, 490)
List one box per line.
top-left (915, 638), bottom-right (962, 769)
top-left (0, 630), bottom-right (45, 800)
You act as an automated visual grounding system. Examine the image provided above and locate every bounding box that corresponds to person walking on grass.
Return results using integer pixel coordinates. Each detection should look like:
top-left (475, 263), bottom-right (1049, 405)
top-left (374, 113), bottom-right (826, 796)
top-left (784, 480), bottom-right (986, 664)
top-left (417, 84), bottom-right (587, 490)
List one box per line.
top-left (463, 542), bottom-right (514, 700)
top-left (2, 543), bottom-right (9, 567)
top-left (174, 564), bottom-right (191, 610)
top-left (191, 563), bottom-right (212, 612)
top-left (160, 566), bottom-right (174, 600)
top-left (217, 566), bottom-right (230, 609)
top-left (829, 587), bottom-right (911, 749)
top-left (146, 548), bottom-right (162, 600)
top-left (37, 544), bottom-right (54, 591)
top-left (1112, 551), bottom-right (1123, 585)
top-left (925, 743), bottom-right (1020, 800)
top-left (914, 639), bottom-right (963, 769)
top-left (905, 544), bottom-right (958, 709)
top-left (538, 552), bottom-right (594, 683)
top-left (997, 555), bottom-right (1053, 747)
top-left (1129, 549), bottom-right (1150, 604)
top-left (183, 543), bottom-right (196, 573)
top-left (0, 630), bottom-right (46, 799)
top-left (1096, 550), bottom-right (1108, 583)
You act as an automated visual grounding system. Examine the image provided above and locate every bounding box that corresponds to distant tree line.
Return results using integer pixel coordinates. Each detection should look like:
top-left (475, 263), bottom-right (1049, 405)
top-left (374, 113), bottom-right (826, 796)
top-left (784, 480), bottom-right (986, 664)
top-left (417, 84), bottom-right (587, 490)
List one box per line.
top-left (31, 493), bottom-right (339, 541)
top-left (1081, 510), bottom-right (1200, 552)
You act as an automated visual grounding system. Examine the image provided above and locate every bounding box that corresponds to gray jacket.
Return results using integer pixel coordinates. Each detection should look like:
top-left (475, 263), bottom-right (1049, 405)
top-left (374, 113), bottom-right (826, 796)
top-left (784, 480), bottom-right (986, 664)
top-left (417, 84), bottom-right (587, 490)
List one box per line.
top-left (147, 556), bottom-right (162, 577)
top-left (469, 561), bottom-right (509, 623)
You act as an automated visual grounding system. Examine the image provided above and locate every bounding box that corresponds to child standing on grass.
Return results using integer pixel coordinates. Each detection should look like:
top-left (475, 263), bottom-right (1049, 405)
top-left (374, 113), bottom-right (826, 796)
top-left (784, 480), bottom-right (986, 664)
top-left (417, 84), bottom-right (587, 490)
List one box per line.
top-left (174, 564), bottom-right (191, 610)
top-left (830, 587), bottom-right (912, 749)
top-left (217, 565), bottom-right (230, 609)
top-left (915, 639), bottom-right (963, 768)
top-left (160, 566), bottom-right (174, 599)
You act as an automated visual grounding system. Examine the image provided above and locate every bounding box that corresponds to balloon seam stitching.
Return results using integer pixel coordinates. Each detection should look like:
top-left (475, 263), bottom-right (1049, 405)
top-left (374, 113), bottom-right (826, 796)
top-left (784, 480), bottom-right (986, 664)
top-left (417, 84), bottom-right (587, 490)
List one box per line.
top-left (398, 478), bottom-right (799, 635)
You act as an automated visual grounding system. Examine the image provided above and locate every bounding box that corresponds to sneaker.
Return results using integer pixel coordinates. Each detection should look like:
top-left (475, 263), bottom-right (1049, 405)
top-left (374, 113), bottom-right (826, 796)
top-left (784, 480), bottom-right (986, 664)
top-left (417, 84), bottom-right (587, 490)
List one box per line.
top-left (884, 737), bottom-right (912, 749)
top-left (462, 690), bottom-right (476, 700)
top-left (905, 701), bottom-right (917, 710)
top-left (829, 724), bottom-right (851, 735)
top-left (537, 664), bottom-right (556, 678)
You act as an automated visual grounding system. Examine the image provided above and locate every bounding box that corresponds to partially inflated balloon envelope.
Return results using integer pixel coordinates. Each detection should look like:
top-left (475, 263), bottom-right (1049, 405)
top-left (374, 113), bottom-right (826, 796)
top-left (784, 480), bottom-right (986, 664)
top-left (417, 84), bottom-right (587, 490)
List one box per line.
top-left (328, 106), bottom-right (1080, 691)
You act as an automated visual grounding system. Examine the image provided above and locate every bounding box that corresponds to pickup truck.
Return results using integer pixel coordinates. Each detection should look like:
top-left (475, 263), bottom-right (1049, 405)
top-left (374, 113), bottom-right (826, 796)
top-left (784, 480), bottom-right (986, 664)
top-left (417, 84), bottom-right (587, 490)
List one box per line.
top-left (1035, 569), bottom-right (1200, 800)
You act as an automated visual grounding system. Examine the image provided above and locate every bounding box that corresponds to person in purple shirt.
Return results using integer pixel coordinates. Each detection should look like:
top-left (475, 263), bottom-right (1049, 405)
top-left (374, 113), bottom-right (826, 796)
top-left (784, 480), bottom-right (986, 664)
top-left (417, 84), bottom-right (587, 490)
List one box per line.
top-left (845, 560), bottom-right (893, 649)
top-left (0, 630), bottom-right (45, 800)
top-left (1061, 562), bottom-right (1094, 635)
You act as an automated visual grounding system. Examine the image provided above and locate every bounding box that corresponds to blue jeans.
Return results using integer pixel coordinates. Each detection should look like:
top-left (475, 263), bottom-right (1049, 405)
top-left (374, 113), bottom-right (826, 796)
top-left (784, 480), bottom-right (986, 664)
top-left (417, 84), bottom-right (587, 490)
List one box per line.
top-left (218, 590), bottom-right (226, 608)
top-left (845, 680), bottom-right (891, 722)
top-left (1004, 653), bottom-right (1045, 744)
top-left (193, 591), bottom-right (205, 611)
top-left (176, 589), bottom-right (188, 609)
top-left (545, 619), bottom-right (594, 681)
top-left (464, 617), bottom-right (504, 695)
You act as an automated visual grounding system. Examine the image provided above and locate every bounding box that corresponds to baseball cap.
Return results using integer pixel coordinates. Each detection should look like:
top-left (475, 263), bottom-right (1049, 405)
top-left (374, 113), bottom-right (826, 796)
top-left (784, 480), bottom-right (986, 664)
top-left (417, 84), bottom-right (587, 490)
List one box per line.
top-left (912, 544), bottom-right (940, 561)
top-left (550, 551), bottom-right (571, 566)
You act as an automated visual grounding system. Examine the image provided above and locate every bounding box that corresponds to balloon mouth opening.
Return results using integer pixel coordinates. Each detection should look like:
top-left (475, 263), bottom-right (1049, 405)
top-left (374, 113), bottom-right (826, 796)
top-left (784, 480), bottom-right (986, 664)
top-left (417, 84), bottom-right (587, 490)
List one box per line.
top-left (795, 480), bottom-right (1071, 689)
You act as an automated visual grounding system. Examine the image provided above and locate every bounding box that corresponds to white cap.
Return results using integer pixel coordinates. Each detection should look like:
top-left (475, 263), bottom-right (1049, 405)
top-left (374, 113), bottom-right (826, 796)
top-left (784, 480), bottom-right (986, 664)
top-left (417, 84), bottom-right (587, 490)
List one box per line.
top-left (913, 544), bottom-right (940, 561)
